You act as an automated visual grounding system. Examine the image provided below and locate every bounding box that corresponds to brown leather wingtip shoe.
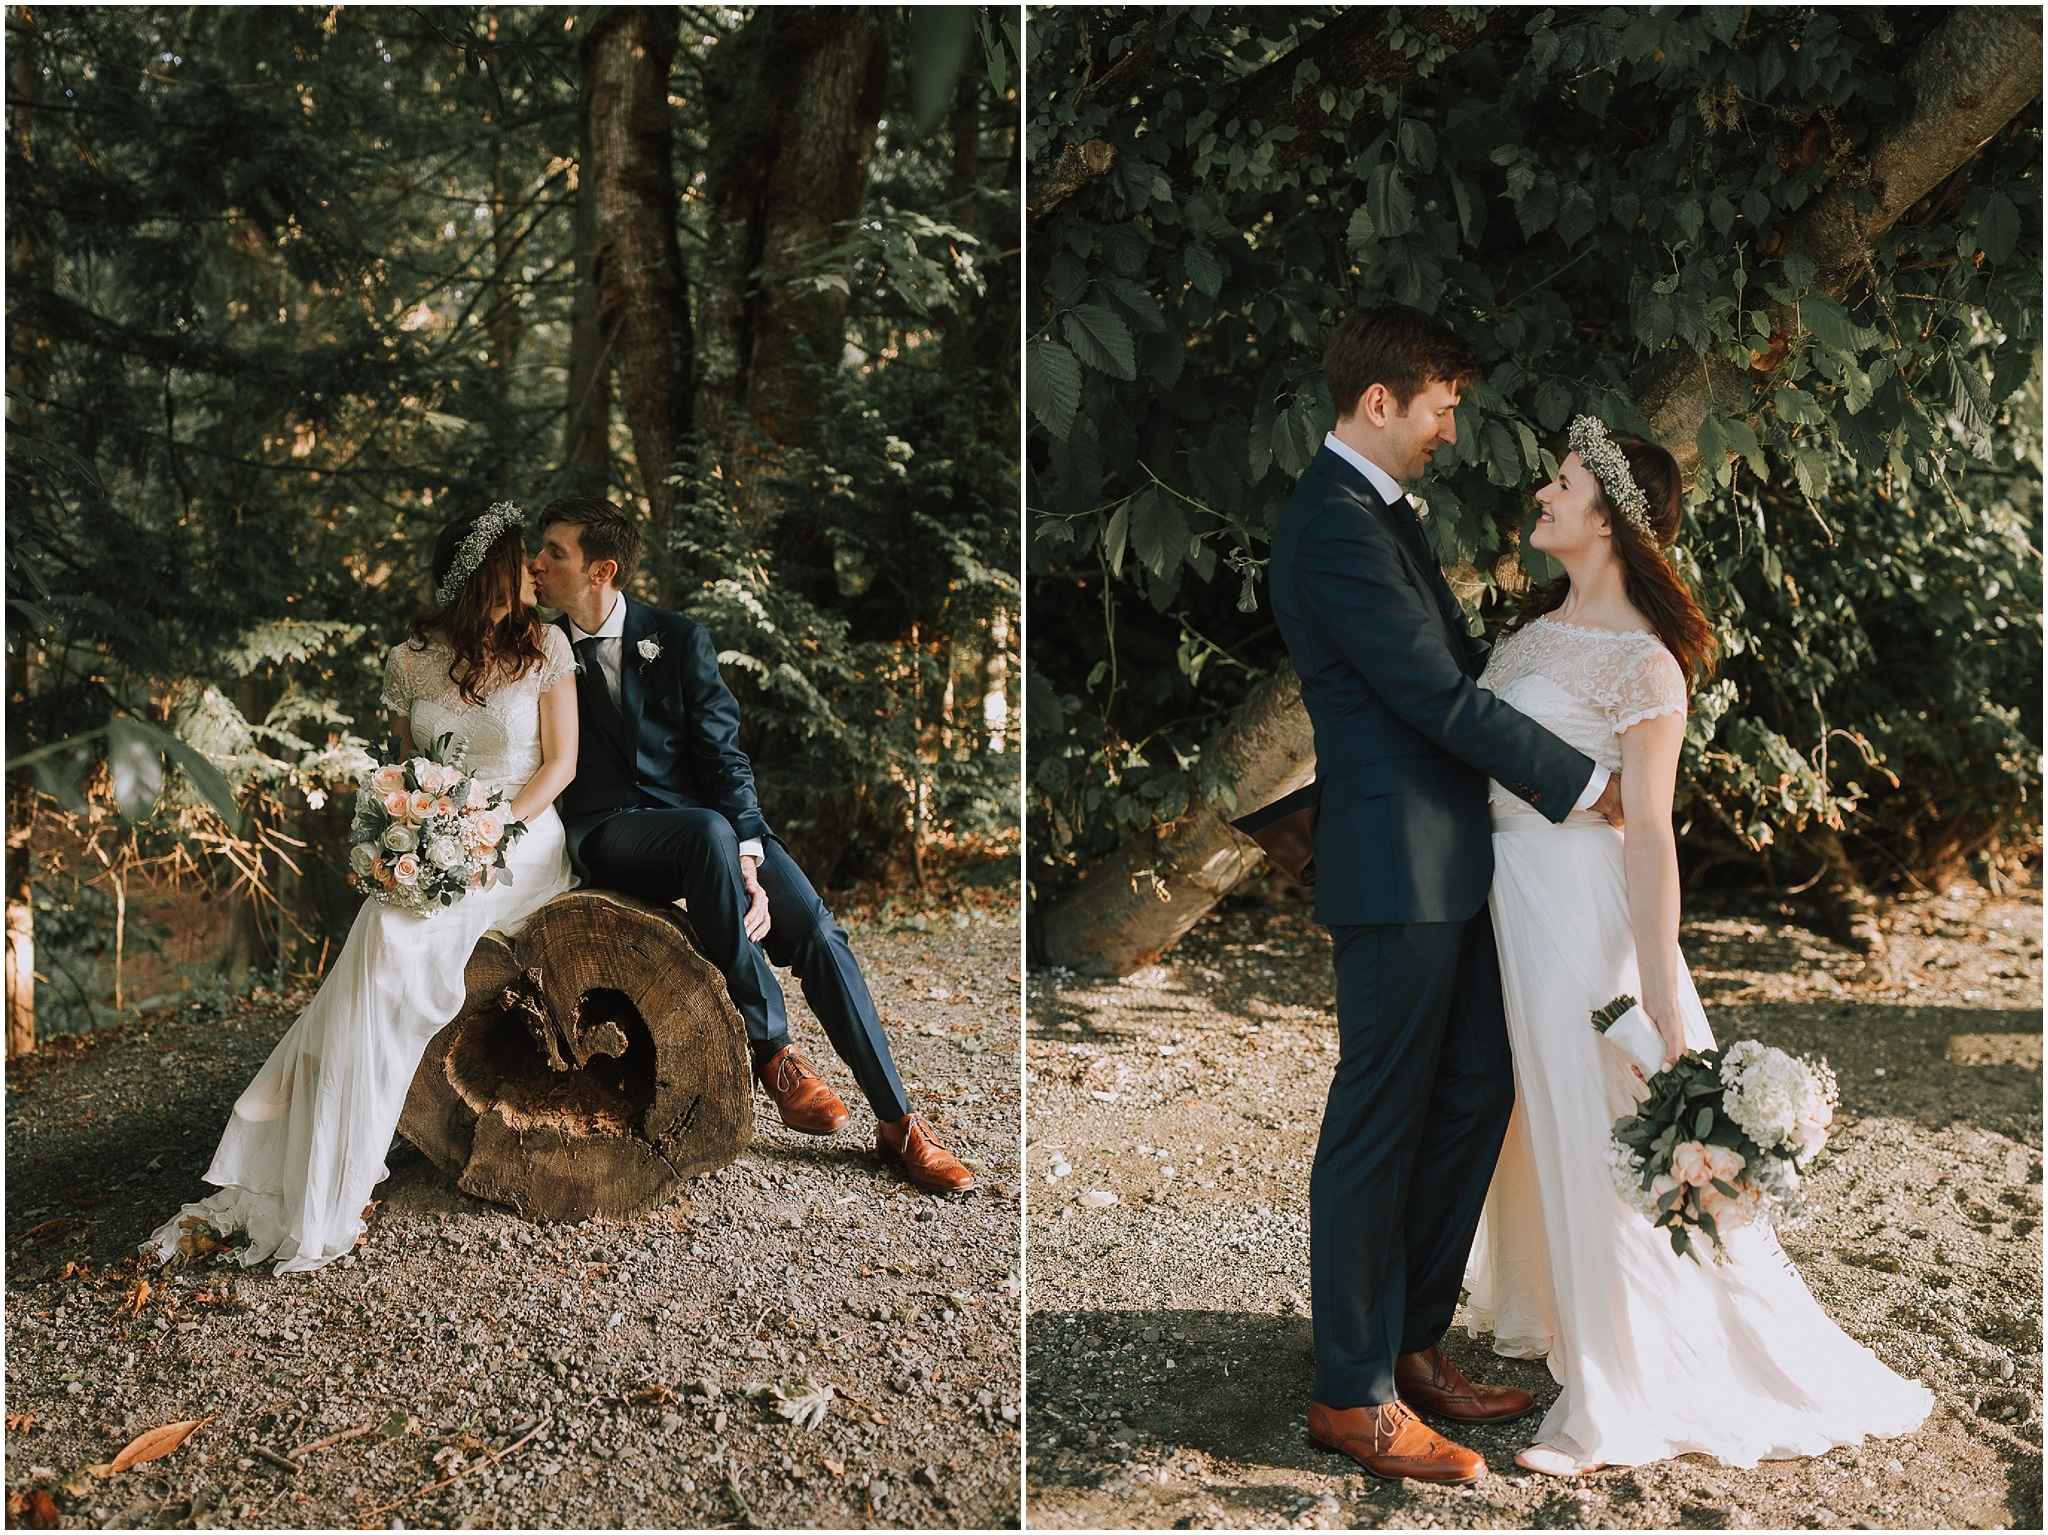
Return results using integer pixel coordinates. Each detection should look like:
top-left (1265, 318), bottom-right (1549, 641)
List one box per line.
top-left (877, 1113), bottom-right (975, 1192)
top-left (1395, 1345), bottom-right (1537, 1423)
top-left (756, 1043), bottom-right (850, 1136)
top-left (1307, 1400), bottom-right (1486, 1484)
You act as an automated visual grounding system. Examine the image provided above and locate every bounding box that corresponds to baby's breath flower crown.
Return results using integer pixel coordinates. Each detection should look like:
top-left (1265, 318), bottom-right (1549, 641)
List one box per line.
top-left (1567, 415), bottom-right (1654, 543)
top-left (434, 501), bottom-right (526, 608)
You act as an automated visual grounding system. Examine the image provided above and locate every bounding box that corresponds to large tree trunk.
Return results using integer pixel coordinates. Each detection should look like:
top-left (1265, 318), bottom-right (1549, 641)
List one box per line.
top-left (582, 7), bottom-right (691, 557)
top-left (6, 819), bottom-right (33, 1059)
top-left (1639, 5), bottom-right (2045, 480)
top-left (1039, 667), bottom-right (1313, 975)
top-left (696, 7), bottom-right (890, 538)
top-left (1038, 9), bottom-right (2042, 977)
top-left (559, 44), bottom-right (613, 503)
top-left (400, 890), bottom-right (752, 1223)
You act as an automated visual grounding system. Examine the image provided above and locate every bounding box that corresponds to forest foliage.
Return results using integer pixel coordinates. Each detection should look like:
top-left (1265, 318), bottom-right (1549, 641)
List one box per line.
top-left (1026, 6), bottom-right (2041, 909)
top-left (6, 4), bottom-right (1020, 1039)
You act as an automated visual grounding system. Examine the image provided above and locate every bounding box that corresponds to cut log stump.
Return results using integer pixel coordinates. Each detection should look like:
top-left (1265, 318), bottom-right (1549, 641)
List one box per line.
top-left (399, 889), bottom-right (752, 1222)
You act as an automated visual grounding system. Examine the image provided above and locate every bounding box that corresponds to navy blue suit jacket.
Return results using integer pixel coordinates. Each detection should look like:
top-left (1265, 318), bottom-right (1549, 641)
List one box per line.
top-left (1269, 445), bottom-right (1595, 927)
top-left (554, 597), bottom-right (773, 875)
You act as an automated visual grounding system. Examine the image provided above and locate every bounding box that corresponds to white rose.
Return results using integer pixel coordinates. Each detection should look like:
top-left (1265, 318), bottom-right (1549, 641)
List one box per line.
top-left (349, 842), bottom-right (377, 876)
top-left (426, 835), bottom-right (464, 870)
top-left (381, 824), bottom-right (417, 853)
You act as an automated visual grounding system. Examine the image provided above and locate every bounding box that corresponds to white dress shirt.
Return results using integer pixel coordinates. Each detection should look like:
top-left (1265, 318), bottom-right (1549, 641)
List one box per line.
top-left (1320, 432), bottom-right (1612, 814)
top-left (570, 594), bottom-right (765, 864)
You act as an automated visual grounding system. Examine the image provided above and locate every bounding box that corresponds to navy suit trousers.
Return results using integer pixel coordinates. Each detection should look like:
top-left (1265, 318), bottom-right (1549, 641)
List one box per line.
top-left (574, 807), bottom-right (910, 1123)
top-left (1311, 910), bottom-right (1517, 1407)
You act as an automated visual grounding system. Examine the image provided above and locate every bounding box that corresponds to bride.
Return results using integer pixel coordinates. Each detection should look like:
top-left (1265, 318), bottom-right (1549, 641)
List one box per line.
top-left (1461, 418), bottom-right (1932, 1474)
top-left (149, 504), bottom-right (578, 1274)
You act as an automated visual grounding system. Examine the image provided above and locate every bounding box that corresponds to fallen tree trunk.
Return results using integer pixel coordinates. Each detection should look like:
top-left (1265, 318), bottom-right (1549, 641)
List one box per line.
top-left (1039, 666), bottom-right (1313, 976)
top-left (1037, 9), bottom-right (2042, 977)
top-left (399, 890), bottom-right (752, 1222)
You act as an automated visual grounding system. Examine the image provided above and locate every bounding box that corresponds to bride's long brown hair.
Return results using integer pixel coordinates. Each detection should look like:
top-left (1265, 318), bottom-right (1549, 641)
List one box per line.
top-left (405, 514), bottom-right (547, 706)
top-left (1506, 433), bottom-right (1719, 685)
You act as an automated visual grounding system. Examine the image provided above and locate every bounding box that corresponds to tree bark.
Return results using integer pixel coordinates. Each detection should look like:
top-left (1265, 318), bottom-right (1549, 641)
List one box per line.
top-left (696, 7), bottom-right (890, 537)
top-left (399, 890), bottom-right (752, 1223)
top-left (1037, 9), bottom-right (2042, 977)
top-left (6, 821), bottom-right (33, 1059)
top-left (582, 6), bottom-right (691, 555)
top-left (559, 56), bottom-right (613, 501)
top-left (1640, 4), bottom-right (2045, 481)
top-left (1040, 666), bottom-right (1314, 974)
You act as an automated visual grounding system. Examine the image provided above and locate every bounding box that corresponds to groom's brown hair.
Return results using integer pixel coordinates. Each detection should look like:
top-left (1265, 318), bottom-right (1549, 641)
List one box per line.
top-left (540, 496), bottom-right (643, 582)
top-left (1324, 304), bottom-right (1478, 418)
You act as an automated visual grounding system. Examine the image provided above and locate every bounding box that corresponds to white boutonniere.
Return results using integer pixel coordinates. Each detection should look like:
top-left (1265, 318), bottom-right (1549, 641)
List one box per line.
top-left (636, 636), bottom-right (662, 671)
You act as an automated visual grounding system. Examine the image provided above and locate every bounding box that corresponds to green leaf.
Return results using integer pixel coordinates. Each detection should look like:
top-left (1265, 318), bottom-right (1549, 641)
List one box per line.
top-left (1397, 119), bottom-right (1436, 174)
top-left (1102, 500), bottom-right (1131, 577)
top-left (1095, 275), bottom-right (1166, 333)
top-left (1183, 244), bottom-right (1226, 297)
top-left (1345, 205), bottom-right (1378, 258)
top-left (1976, 192), bottom-right (2020, 264)
top-left (1771, 385), bottom-right (1825, 426)
top-left (1554, 182), bottom-right (1597, 245)
top-left (157, 728), bottom-right (243, 830)
top-left (1028, 339), bottom-right (1082, 440)
top-left (1533, 380), bottom-right (1573, 432)
top-left (1127, 486), bottom-right (1191, 580)
top-left (104, 717), bottom-right (166, 822)
top-left (1800, 294), bottom-right (1880, 357)
top-left (1694, 1105), bottom-right (1713, 1139)
top-left (1063, 303), bottom-right (1137, 380)
top-left (1366, 163), bottom-right (1414, 240)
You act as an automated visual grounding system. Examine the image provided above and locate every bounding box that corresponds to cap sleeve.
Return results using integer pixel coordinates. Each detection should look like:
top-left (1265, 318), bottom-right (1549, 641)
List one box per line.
top-left (537, 625), bottom-right (577, 692)
top-left (1608, 642), bottom-right (1688, 734)
top-left (380, 644), bottom-right (414, 716)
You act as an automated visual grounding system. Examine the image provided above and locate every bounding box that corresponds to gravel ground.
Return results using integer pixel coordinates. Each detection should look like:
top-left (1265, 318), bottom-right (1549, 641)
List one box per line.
top-left (4, 901), bottom-right (1023, 1530)
top-left (1024, 879), bottom-right (2042, 1530)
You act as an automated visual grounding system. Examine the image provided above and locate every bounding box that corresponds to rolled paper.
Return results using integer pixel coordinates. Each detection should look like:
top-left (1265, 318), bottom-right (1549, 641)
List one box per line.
top-left (1601, 1004), bottom-right (1670, 1078)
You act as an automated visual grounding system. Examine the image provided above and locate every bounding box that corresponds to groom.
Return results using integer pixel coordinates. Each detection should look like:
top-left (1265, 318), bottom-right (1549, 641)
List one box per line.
top-left (528, 496), bottom-right (972, 1193)
top-left (1270, 305), bottom-right (1624, 1481)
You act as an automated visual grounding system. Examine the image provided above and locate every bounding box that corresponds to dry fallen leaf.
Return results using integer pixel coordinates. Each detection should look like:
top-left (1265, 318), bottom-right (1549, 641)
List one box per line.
top-left (821, 1457), bottom-right (846, 1477)
top-left (117, 1276), bottom-right (152, 1319)
top-left (4, 1412), bottom-right (37, 1432)
top-left (87, 1414), bottom-right (215, 1477)
top-left (6, 1488), bottom-right (60, 1529)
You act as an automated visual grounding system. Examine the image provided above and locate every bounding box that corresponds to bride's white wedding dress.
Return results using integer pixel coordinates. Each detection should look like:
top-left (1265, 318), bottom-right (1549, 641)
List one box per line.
top-left (1461, 614), bottom-right (1931, 1468)
top-left (148, 629), bottom-right (577, 1274)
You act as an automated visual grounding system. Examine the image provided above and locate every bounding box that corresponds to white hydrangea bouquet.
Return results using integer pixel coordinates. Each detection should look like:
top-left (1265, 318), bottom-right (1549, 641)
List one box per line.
top-left (1595, 995), bottom-right (1839, 1263)
top-left (346, 735), bottom-right (526, 914)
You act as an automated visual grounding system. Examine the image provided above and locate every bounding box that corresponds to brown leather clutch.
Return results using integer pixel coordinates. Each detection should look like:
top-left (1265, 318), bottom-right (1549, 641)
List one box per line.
top-left (1228, 780), bottom-right (1321, 886)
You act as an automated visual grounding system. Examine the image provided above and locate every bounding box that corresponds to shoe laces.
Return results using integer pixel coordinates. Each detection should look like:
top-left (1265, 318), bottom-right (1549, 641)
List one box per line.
top-left (766, 1049), bottom-right (817, 1091)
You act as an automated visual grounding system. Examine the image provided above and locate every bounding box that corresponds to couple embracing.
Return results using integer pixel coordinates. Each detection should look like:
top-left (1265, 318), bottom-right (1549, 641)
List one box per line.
top-left (1273, 305), bottom-right (1930, 1477)
top-left (152, 497), bottom-right (970, 1276)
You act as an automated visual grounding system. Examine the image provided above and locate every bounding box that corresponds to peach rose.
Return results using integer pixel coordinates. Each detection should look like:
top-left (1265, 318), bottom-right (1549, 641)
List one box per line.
top-left (464, 779), bottom-right (492, 811)
top-left (1670, 1141), bottom-right (1715, 1187)
top-left (391, 852), bottom-right (421, 886)
top-left (407, 788), bottom-right (438, 821)
top-left (372, 764), bottom-right (407, 795)
top-left (1698, 1182), bottom-right (1755, 1232)
top-left (466, 811), bottom-right (504, 849)
top-left (434, 794), bottom-right (457, 817)
top-left (1700, 1144), bottom-right (1746, 1186)
top-left (382, 788), bottom-right (412, 820)
top-left (374, 858), bottom-right (397, 889)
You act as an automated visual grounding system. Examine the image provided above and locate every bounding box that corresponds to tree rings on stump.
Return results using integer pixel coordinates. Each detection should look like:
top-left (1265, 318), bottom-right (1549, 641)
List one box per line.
top-left (399, 889), bottom-right (752, 1221)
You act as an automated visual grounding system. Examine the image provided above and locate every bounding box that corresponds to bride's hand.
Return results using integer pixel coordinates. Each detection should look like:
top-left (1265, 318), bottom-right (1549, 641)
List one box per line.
top-left (1645, 993), bottom-right (1685, 1068)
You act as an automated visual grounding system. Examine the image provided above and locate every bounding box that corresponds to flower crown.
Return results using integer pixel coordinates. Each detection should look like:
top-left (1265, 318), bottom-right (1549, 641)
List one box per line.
top-left (1566, 416), bottom-right (1653, 542)
top-left (434, 501), bottom-right (526, 608)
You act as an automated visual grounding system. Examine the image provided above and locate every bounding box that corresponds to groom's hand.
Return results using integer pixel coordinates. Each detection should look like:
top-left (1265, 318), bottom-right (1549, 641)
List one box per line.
top-left (1591, 773), bottom-right (1626, 829)
top-left (740, 855), bottom-right (772, 943)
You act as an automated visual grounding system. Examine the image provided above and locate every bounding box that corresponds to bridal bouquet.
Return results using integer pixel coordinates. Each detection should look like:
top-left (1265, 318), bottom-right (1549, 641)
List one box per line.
top-left (1595, 996), bottom-right (1838, 1263)
top-left (346, 737), bottom-right (526, 914)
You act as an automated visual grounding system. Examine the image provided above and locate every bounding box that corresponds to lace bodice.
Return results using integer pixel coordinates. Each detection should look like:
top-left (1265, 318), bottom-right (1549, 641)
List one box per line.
top-left (379, 627), bottom-right (575, 794)
top-left (1478, 615), bottom-right (1687, 812)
